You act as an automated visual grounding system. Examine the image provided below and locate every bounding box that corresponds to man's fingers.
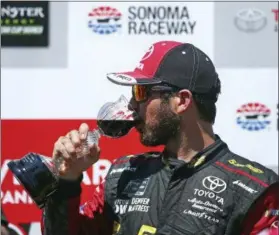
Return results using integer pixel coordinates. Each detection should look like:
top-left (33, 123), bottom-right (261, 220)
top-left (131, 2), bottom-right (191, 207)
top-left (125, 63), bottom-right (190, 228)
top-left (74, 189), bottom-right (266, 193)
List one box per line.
top-left (53, 136), bottom-right (78, 160)
top-left (89, 143), bottom-right (100, 161)
top-left (79, 123), bottom-right (89, 141)
top-left (53, 136), bottom-right (65, 157)
top-left (68, 130), bottom-right (81, 147)
top-left (52, 124), bottom-right (98, 178)
top-left (53, 141), bottom-right (72, 162)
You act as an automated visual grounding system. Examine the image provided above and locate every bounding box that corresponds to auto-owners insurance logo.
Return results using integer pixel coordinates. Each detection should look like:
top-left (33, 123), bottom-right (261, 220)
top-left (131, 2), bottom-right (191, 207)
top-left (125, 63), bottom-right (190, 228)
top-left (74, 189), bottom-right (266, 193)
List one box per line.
top-left (185, 175), bottom-right (226, 222)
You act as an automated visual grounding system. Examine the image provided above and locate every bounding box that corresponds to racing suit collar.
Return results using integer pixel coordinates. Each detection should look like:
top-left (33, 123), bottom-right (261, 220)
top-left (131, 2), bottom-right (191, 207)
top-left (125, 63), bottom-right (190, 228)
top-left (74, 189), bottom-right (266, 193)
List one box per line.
top-left (162, 134), bottom-right (228, 171)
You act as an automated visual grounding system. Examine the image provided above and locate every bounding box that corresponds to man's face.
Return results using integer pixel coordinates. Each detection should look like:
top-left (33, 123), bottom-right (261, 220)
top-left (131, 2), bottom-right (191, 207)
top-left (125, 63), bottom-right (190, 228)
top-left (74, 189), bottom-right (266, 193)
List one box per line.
top-left (131, 90), bottom-right (181, 146)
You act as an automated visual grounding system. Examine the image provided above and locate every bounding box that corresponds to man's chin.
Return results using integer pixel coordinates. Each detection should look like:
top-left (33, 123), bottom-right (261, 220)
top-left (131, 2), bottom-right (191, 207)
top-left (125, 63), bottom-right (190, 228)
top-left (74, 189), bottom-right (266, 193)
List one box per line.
top-left (139, 134), bottom-right (163, 147)
top-left (141, 140), bottom-right (160, 147)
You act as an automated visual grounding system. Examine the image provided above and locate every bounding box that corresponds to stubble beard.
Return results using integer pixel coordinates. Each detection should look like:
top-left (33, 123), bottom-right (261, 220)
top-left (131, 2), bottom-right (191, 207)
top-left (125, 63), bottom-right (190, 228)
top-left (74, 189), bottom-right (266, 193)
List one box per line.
top-left (140, 101), bottom-right (180, 147)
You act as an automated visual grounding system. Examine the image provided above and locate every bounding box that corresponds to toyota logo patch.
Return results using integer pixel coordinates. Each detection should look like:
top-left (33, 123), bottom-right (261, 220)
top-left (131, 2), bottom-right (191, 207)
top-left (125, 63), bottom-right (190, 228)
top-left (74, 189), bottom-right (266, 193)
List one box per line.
top-left (202, 176), bottom-right (227, 193)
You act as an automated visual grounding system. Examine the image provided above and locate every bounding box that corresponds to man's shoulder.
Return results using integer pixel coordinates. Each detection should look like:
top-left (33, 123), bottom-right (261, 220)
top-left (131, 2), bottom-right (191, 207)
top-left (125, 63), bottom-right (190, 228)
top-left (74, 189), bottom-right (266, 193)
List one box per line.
top-left (114, 151), bottom-right (162, 163)
top-left (106, 151), bottom-right (162, 178)
top-left (215, 151), bottom-right (278, 187)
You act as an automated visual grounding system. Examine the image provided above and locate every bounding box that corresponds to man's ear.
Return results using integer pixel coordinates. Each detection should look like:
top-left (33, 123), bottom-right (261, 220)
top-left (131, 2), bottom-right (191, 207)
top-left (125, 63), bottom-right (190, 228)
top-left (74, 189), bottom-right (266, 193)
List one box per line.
top-left (176, 89), bottom-right (192, 114)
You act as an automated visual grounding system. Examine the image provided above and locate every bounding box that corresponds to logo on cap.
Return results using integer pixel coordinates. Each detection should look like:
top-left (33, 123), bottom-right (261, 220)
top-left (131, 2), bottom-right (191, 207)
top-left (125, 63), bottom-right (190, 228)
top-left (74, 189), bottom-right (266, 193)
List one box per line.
top-left (141, 45), bottom-right (155, 61)
top-left (107, 73), bottom-right (137, 85)
top-left (236, 102), bottom-right (271, 131)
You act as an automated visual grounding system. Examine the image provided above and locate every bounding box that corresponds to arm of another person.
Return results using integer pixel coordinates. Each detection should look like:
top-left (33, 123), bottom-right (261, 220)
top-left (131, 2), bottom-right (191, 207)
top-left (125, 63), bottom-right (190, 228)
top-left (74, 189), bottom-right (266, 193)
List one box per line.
top-left (241, 182), bottom-right (279, 235)
top-left (40, 123), bottom-right (114, 235)
top-left (41, 177), bottom-right (114, 235)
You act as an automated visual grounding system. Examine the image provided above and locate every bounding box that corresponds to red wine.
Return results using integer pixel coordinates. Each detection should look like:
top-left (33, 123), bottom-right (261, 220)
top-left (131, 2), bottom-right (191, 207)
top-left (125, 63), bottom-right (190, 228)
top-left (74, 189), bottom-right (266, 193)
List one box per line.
top-left (97, 120), bottom-right (137, 138)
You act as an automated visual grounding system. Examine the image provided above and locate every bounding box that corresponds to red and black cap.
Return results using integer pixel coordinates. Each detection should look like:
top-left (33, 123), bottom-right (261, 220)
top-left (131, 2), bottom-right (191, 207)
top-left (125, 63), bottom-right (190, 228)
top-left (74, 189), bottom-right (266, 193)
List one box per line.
top-left (107, 41), bottom-right (220, 95)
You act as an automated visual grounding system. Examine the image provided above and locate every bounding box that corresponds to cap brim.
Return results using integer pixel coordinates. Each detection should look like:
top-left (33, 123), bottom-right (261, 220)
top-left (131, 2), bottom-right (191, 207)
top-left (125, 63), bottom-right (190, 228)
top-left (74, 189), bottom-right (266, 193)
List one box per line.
top-left (107, 71), bottom-right (162, 86)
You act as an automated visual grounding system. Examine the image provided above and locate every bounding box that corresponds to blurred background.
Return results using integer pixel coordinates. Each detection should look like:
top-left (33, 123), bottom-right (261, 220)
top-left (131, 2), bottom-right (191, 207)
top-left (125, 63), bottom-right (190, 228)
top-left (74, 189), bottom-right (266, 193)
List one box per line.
top-left (1, 1), bottom-right (278, 234)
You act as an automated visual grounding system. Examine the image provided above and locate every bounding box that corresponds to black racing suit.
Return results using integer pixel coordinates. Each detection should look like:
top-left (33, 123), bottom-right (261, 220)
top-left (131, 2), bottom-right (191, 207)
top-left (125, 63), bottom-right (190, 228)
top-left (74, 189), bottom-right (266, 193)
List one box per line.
top-left (41, 136), bottom-right (279, 235)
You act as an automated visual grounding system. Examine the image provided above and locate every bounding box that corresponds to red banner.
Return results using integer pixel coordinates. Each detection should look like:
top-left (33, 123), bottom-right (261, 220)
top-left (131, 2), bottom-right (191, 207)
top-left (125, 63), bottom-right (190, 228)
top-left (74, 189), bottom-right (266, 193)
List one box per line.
top-left (1, 119), bottom-right (161, 235)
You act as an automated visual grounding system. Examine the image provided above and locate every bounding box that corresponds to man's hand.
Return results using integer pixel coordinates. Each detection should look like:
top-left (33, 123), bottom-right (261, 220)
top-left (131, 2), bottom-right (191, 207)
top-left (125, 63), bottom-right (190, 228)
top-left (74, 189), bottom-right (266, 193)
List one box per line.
top-left (52, 123), bottom-right (100, 180)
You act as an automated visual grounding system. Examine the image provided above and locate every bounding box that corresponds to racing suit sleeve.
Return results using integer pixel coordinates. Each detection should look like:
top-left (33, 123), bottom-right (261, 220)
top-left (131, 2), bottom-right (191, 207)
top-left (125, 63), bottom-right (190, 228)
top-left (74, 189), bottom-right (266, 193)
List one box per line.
top-left (241, 182), bottom-right (279, 235)
top-left (40, 175), bottom-right (114, 235)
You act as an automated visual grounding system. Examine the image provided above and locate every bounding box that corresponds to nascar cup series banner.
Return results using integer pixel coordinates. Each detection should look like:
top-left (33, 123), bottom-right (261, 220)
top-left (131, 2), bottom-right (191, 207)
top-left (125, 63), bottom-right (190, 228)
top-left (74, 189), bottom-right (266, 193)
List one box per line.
top-left (1, 1), bottom-right (278, 234)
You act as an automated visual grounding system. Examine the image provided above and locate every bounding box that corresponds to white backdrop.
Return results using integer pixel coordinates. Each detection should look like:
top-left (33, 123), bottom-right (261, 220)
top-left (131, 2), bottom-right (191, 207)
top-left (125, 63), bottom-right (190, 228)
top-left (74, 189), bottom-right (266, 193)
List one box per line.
top-left (1, 2), bottom-right (278, 235)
